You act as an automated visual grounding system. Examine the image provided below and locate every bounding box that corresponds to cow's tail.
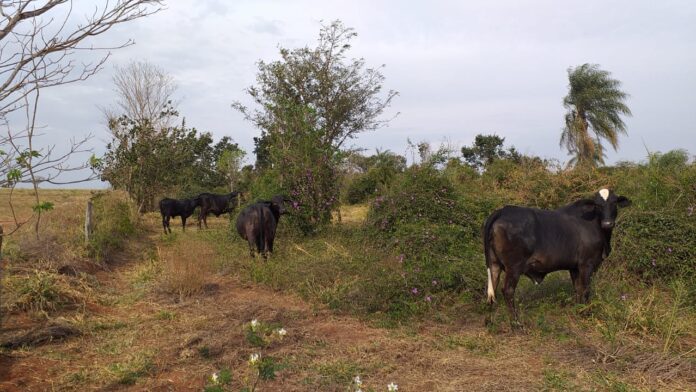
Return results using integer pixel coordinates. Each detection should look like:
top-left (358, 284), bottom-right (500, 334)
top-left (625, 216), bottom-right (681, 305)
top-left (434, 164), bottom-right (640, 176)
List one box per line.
top-left (483, 208), bottom-right (503, 304)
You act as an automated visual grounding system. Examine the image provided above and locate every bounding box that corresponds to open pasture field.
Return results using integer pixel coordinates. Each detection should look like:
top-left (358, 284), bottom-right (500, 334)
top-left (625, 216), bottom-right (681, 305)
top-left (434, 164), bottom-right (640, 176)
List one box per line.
top-left (0, 188), bottom-right (694, 391)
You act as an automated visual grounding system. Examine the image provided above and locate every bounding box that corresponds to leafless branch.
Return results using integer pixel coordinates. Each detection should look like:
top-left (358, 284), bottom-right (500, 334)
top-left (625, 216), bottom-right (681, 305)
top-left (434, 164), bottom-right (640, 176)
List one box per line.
top-left (0, 0), bottom-right (163, 120)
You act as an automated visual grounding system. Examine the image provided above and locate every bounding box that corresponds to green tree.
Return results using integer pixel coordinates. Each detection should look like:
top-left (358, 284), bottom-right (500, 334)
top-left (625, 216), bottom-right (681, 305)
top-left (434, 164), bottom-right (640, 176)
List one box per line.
top-left (561, 64), bottom-right (632, 166)
top-left (233, 20), bottom-right (397, 232)
top-left (460, 134), bottom-right (519, 170)
top-left (100, 113), bottom-right (238, 212)
top-left (217, 146), bottom-right (246, 191)
top-left (344, 149), bottom-right (406, 204)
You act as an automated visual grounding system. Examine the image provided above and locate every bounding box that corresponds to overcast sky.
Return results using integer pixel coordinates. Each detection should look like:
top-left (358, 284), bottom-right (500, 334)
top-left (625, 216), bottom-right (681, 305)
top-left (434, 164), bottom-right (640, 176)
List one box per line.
top-left (28, 0), bottom-right (696, 187)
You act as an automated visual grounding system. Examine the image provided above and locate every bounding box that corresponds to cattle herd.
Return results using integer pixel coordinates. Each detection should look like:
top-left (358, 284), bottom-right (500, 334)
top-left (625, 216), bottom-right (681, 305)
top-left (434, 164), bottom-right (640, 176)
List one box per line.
top-left (159, 191), bottom-right (290, 259)
top-left (160, 188), bottom-right (631, 323)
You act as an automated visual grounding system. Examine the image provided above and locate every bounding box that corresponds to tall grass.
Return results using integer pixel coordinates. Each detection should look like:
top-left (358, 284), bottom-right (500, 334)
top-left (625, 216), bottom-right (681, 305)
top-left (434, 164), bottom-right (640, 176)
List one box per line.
top-left (88, 191), bottom-right (140, 261)
top-left (158, 239), bottom-right (213, 301)
top-left (1, 189), bottom-right (140, 315)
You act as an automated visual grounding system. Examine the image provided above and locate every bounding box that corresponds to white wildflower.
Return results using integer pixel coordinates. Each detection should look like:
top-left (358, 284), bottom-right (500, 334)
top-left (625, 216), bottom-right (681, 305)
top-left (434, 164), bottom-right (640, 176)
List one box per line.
top-left (354, 375), bottom-right (362, 386)
top-left (387, 382), bottom-right (398, 391)
top-left (277, 328), bottom-right (287, 337)
top-left (211, 372), bottom-right (219, 383)
top-left (249, 353), bottom-right (260, 365)
top-left (250, 319), bottom-right (259, 330)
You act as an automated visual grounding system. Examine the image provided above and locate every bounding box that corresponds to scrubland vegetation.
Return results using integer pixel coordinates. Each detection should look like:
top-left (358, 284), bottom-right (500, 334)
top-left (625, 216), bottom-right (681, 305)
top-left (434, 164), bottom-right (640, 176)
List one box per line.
top-left (0, 4), bottom-right (693, 390)
top-left (1, 147), bottom-right (694, 391)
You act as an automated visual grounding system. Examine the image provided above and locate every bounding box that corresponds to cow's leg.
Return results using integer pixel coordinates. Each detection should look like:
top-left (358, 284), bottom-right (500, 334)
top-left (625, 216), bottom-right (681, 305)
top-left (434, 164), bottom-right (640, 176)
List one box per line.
top-left (245, 226), bottom-right (256, 258)
top-left (198, 209), bottom-right (206, 229)
top-left (247, 238), bottom-right (256, 258)
top-left (501, 263), bottom-right (523, 328)
top-left (259, 233), bottom-right (268, 260)
top-left (262, 235), bottom-right (272, 260)
top-left (257, 233), bottom-right (266, 260)
top-left (162, 215), bottom-right (169, 234)
top-left (576, 264), bottom-right (594, 304)
top-left (569, 268), bottom-right (581, 302)
top-left (181, 216), bottom-right (187, 232)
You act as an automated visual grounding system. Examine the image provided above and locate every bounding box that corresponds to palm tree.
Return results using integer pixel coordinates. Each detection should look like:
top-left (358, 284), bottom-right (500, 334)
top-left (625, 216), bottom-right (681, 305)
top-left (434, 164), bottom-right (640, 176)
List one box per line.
top-left (560, 64), bottom-right (631, 166)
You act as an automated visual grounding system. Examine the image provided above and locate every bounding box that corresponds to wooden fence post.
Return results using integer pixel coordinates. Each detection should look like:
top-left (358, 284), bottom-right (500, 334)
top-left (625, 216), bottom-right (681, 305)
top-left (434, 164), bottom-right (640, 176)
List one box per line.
top-left (85, 200), bottom-right (93, 244)
top-left (0, 224), bottom-right (4, 259)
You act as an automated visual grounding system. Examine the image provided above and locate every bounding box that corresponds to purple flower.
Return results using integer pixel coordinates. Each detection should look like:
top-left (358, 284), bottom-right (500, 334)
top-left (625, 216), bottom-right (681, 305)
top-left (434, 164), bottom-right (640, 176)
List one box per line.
top-left (397, 254), bottom-right (404, 263)
top-left (620, 294), bottom-right (627, 301)
top-left (651, 258), bottom-right (657, 267)
top-left (425, 296), bottom-right (432, 302)
top-left (667, 247), bottom-right (673, 254)
top-left (411, 287), bottom-right (419, 295)
top-left (432, 280), bottom-right (438, 286)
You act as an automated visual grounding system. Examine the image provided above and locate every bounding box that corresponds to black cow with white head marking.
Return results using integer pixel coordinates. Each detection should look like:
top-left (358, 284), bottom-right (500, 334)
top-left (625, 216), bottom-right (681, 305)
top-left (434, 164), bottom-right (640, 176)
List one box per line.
top-left (483, 188), bottom-right (631, 325)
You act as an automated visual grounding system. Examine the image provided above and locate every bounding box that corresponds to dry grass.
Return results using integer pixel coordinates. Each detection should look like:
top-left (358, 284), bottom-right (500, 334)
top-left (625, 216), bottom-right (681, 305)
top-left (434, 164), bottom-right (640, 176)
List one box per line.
top-left (1, 189), bottom-right (98, 316)
top-left (158, 239), bottom-right (214, 302)
top-left (0, 188), bottom-right (91, 236)
top-left (1, 269), bottom-right (92, 313)
top-left (336, 204), bottom-right (368, 224)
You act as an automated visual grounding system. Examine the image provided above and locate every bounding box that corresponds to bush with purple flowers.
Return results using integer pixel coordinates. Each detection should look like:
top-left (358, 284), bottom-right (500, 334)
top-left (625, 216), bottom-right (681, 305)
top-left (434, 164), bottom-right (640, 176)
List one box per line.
top-left (366, 165), bottom-right (485, 313)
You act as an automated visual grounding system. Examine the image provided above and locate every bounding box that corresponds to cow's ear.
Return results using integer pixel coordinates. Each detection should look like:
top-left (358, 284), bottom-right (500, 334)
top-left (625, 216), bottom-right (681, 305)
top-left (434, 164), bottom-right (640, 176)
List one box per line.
top-left (617, 196), bottom-right (631, 208)
top-left (575, 199), bottom-right (596, 210)
top-left (575, 199), bottom-right (597, 219)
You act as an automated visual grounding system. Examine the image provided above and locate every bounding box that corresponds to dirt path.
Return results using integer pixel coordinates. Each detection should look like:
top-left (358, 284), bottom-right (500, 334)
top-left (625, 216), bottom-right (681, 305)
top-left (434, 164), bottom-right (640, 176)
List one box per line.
top-left (0, 216), bottom-right (672, 391)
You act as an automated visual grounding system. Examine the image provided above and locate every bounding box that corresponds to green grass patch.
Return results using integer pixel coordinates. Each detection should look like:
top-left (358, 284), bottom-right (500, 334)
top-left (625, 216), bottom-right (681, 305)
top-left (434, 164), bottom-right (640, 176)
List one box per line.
top-left (105, 351), bottom-right (155, 385)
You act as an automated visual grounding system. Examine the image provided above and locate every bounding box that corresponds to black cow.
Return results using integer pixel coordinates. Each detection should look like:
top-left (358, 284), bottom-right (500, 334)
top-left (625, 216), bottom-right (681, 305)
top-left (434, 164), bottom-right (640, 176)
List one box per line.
top-left (483, 188), bottom-right (631, 324)
top-left (235, 195), bottom-right (290, 259)
top-left (197, 192), bottom-right (241, 229)
top-left (159, 197), bottom-right (201, 234)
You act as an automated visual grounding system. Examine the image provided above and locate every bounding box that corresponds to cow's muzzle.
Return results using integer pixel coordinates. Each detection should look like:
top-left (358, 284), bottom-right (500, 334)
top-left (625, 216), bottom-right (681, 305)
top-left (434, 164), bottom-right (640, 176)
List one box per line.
top-left (601, 220), bottom-right (615, 229)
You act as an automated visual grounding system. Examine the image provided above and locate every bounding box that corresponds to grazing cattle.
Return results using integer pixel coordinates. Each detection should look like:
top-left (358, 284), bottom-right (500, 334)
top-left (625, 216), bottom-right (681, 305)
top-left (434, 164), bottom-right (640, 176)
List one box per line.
top-left (483, 188), bottom-right (631, 324)
top-left (197, 192), bottom-right (241, 229)
top-left (159, 197), bottom-right (201, 234)
top-left (235, 195), bottom-right (290, 259)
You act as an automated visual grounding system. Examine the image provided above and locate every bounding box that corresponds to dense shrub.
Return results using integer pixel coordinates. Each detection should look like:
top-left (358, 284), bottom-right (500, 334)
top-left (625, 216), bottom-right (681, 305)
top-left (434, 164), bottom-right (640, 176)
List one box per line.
top-left (609, 151), bottom-right (696, 301)
top-left (344, 174), bottom-right (377, 205)
top-left (613, 211), bottom-right (695, 286)
top-left (248, 170), bottom-right (284, 201)
top-left (367, 165), bottom-right (469, 233)
top-left (88, 191), bottom-right (139, 261)
top-left (344, 151), bottom-right (406, 204)
top-left (365, 165), bottom-right (484, 311)
top-left (364, 149), bottom-right (696, 313)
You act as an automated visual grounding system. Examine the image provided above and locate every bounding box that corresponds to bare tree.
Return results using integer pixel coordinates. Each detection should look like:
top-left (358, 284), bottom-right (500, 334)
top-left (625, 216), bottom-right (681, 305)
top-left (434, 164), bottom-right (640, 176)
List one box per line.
top-left (110, 60), bottom-right (177, 130)
top-left (0, 0), bottom-right (163, 237)
top-left (0, 1), bottom-right (163, 119)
